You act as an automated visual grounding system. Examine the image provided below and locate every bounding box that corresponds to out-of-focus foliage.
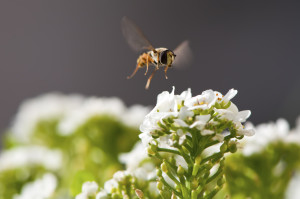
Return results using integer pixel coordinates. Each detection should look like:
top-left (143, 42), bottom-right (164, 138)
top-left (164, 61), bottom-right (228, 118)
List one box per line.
top-left (0, 93), bottom-right (149, 199)
top-left (217, 142), bottom-right (300, 199)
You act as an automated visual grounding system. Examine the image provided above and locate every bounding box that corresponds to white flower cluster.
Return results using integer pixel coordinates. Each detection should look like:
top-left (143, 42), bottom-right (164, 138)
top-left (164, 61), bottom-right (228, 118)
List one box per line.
top-left (14, 173), bottom-right (57, 199)
top-left (11, 93), bottom-right (84, 143)
top-left (241, 118), bottom-right (300, 156)
top-left (58, 98), bottom-right (150, 136)
top-left (0, 146), bottom-right (62, 171)
top-left (10, 93), bottom-right (150, 139)
top-left (139, 87), bottom-right (254, 147)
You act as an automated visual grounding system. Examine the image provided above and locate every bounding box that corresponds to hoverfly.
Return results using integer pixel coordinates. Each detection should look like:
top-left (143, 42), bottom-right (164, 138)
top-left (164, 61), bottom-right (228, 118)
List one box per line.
top-left (121, 16), bottom-right (192, 89)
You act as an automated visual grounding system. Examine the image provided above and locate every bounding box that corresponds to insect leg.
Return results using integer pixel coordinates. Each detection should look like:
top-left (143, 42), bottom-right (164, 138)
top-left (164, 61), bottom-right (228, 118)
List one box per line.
top-left (145, 68), bottom-right (158, 89)
top-left (127, 64), bottom-right (140, 79)
top-left (144, 56), bottom-right (149, 75)
top-left (164, 65), bottom-right (170, 79)
top-left (156, 54), bottom-right (159, 69)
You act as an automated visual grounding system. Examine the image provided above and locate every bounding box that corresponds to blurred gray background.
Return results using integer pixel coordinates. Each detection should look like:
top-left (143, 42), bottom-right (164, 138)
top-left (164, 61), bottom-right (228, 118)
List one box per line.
top-left (0, 1), bottom-right (300, 136)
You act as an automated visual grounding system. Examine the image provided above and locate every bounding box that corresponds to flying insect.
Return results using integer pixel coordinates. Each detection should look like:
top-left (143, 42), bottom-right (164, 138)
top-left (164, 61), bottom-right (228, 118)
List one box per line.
top-left (121, 16), bottom-right (192, 89)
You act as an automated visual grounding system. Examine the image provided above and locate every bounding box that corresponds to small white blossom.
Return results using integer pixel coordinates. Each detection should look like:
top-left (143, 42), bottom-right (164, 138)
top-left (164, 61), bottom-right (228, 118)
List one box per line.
top-left (82, 181), bottom-right (99, 195)
top-left (113, 171), bottom-right (129, 183)
top-left (75, 181), bottom-right (99, 199)
top-left (214, 103), bottom-right (251, 123)
top-left (14, 173), bottom-right (57, 199)
top-left (184, 89), bottom-right (217, 110)
top-left (96, 190), bottom-right (108, 199)
top-left (0, 146), bottom-right (62, 171)
top-left (190, 115), bottom-right (211, 130)
top-left (11, 93), bottom-right (84, 142)
top-left (104, 179), bottom-right (118, 193)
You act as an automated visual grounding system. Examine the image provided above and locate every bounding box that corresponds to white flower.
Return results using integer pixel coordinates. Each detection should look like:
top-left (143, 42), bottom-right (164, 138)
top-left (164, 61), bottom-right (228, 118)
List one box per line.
top-left (75, 181), bottom-right (99, 199)
top-left (121, 105), bottom-right (151, 127)
top-left (58, 97), bottom-right (125, 135)
top-left (214, 103), bottom-right (253, 136)
top-left (139, 87), bottom-right (254, 148)
top-left (0, 146), bottom-right (62, 172)
top-left (139, 87), bottom-right (191, 146)
top-left (220, 89), bottom-right (238, 103)
top-left (178, 106), bottom-right (194, 120)
top-left (285, 172), bottom-right (300, 199)
top-left (14, 173), bottom-right (57, 199)
top-left (58, 97), bottom-right (149, 135)
top-left (214, 103), bottom-right (251, 123)
top-left (113, 171), bottom-right (129, 183)
top-left (96, 190), bottom-right (108, 199)
top-left (190, 115), bottom-right (211, 130)
top-left (104, 179), bottom-right (118, 193)
top-left (241, 119), bottom-right (300, 156)
top-left (184, 89), bottom-right (217, 110)
top-left (82, 181), bottom-right (99, 195)
top-left (119, 142), bottom-right (148, 172)
top-left (11, 93), bottom-right (84, 142)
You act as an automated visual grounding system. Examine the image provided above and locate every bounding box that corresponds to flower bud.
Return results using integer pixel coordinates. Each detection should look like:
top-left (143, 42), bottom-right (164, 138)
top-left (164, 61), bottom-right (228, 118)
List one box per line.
top-left (156, 168), bottom-right (162, 177)
top-left (157, 181), bottom-right (163, 190)
top-left (228, 141), bottom-right (237, 153)
top-left (220, 143), bottom-right (227, 153)
top-left (161, 162), bottom-right (168, 173)
top-left (147, 146), bottom-right (156, 156)
top-left (177, 165), bottom-right (185, 176)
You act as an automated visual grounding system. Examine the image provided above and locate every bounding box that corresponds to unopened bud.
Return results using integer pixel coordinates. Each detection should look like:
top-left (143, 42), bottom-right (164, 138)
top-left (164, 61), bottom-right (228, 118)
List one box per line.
top-left (177, 165), bottom-right (185, 176)
top-left (161, 162), bottom-right (168, 173)
top-left (157, 181), bottom-right (163, 190)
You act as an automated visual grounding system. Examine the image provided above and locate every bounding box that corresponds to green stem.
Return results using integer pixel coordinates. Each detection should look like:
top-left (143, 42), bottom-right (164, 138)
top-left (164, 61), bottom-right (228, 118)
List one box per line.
top-left (160, 177), bottom-right (182, 198)
top-left (157, 147), bottom-right (181, 155)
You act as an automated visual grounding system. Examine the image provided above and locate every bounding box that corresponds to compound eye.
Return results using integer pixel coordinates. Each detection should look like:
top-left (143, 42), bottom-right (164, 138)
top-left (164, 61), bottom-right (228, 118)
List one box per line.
top-left (160, 50), bottom-right (168, 65)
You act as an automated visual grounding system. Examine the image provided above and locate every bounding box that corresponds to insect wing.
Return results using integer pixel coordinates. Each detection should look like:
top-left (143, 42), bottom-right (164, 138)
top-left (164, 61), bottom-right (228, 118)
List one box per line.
top-left (173, 40), bottom-right (193, 69)
top-left (121, 16), bottom-right (154, 52)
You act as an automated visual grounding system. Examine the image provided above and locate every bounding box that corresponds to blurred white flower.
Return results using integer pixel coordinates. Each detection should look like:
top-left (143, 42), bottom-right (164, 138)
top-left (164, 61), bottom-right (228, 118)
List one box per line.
top-left (103, 179), bottom-right (118, 193)
top-left (241, 119), bottom-right (300, 156)
top-left (59, 97), bottom-right (149, 135)
top-left (0, 146), bottom-right (62, 171)
top-left (14, 173), bottom-right (57, 199)
top-left (119, 142), bottom-right (148, 172)
top-left (11, 93), bottom-right (84, 142)
top-left (285, 172), bottom-right (300, 199)
top-left (75, 181), bottom-right (99, 199)
top-left (121, 105), bottom-right (151, 127)
top-left (96, 190), bottom-right (108, 199)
